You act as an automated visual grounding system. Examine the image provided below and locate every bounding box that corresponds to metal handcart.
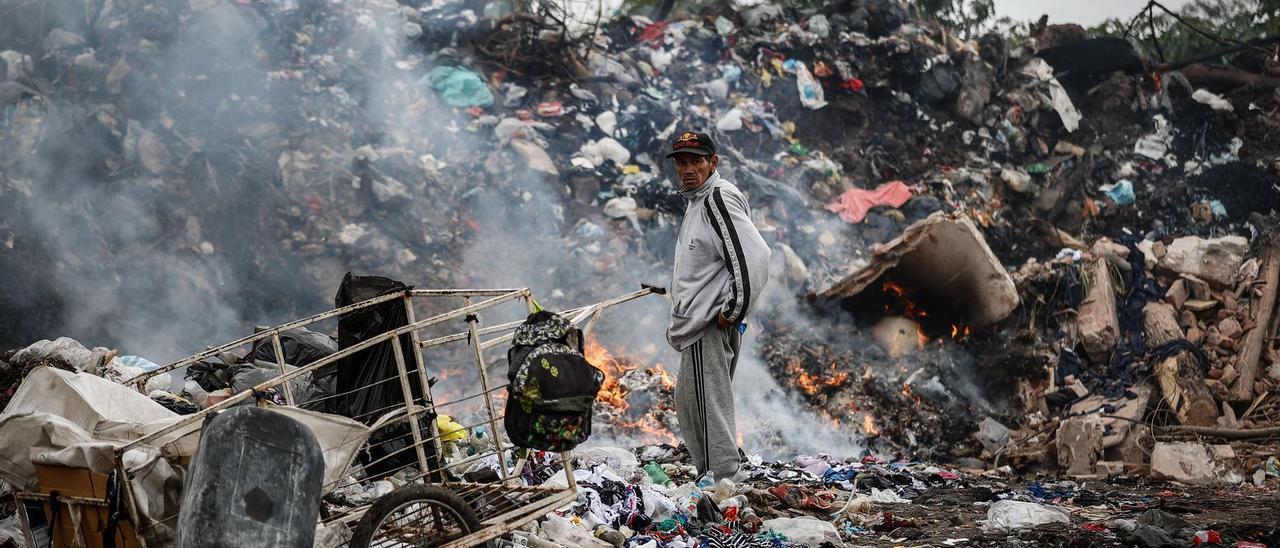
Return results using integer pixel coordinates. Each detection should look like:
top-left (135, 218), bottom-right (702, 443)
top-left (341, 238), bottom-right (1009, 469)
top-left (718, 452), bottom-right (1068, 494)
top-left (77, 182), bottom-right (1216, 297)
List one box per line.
top-left (11, 284), bottom-right (660, 547)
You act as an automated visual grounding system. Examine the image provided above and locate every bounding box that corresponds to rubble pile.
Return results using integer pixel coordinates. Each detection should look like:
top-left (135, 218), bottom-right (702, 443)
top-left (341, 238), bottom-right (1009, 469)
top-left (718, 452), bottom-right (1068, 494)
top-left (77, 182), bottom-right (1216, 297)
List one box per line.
top-left (1000, 232), bottom-right (1280, 483)
top-left (2, 0), bottom-right (1280, 544)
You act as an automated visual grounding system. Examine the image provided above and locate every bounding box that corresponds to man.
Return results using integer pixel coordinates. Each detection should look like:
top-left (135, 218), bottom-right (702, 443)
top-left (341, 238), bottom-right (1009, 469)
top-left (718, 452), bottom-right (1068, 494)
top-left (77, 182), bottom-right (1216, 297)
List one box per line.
top-left (665, 131), bottom-right (771, 480)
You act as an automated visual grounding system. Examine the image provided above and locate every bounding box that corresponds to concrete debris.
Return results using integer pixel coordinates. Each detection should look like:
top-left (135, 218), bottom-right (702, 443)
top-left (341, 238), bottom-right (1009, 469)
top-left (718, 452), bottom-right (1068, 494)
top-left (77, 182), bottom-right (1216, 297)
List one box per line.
top-left (1077, 259), bottom-right (1119, 362)
top-left (1056, 415), bottom-right (1104, 476)
top-left (1149, 442), bottom-right (1238, 485)
top-left (1158, 235), bottom-right (1248, 288)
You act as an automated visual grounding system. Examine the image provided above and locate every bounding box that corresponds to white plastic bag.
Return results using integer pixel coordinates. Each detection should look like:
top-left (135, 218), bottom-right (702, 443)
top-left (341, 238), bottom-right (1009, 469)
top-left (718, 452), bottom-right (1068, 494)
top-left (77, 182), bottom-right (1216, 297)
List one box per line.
top-left (575, 446), bottom-right (639, 479)
top-left (763, 517), bottom-right (844, 546)
top-left (716, 108), bottom-right (744, 131)
top-left (11, 337), bottom-right (94, 371)
top-left (808, 15), bottom-right (830, 38)
top-left (579, 138), bottom-right (630, 166)
top-left (595, 111), bottom-right (618, 136)
top-left (783, 60), bottom-right (827, 110)
top-left (1192, 89), bottom-right (1233, 111)
top-left (983, 500), bottom-right (1071, 533)
top-left (539, 514), bottom-right (611, 548)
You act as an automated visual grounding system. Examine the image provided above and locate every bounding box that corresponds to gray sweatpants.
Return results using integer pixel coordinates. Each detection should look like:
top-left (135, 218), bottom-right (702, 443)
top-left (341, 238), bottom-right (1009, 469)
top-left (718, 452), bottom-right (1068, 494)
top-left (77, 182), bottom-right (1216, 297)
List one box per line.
top-left (674, 325), bottom-right (741, 479)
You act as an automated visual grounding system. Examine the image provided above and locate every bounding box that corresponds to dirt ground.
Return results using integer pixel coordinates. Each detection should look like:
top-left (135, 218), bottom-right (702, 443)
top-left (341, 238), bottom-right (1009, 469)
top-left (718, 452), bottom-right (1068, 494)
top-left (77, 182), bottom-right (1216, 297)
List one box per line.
top-left (740, 477), bottom-right (1280, 546)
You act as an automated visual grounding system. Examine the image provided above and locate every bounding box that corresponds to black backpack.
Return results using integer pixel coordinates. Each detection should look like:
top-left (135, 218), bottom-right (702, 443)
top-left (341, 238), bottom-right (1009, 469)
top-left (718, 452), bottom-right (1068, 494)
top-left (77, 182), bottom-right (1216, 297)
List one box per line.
top-left (504, 311), bottom-right (603, 452)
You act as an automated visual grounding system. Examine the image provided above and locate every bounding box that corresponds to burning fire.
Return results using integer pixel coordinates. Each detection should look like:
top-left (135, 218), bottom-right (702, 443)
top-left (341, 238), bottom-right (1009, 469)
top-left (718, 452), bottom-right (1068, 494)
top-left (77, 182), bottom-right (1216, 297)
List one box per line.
top-left (585, 335), bottom-right (634, 412)
top-left (862, 414), bottom-right (879, 436)
top-left (584, 334), bottom-right (678, 445)
top-left (881, 281), bottom-right (973, 348)
top-left (784, 357), bottom-right (851, 397)
top-left (882, 281), bottom-right (926, 321)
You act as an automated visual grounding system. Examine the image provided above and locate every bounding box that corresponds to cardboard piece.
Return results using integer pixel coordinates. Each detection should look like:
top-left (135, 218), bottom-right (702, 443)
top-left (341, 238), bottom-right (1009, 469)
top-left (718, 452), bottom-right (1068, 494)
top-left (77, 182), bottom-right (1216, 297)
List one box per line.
top-left (819, 213), bottom-right (1020, 326)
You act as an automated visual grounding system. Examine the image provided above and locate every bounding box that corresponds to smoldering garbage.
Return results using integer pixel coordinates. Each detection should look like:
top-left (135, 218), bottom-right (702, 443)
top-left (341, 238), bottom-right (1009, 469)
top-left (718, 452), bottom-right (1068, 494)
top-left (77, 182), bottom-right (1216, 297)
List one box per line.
top-left (2, 0), bottom-right (1280, 545)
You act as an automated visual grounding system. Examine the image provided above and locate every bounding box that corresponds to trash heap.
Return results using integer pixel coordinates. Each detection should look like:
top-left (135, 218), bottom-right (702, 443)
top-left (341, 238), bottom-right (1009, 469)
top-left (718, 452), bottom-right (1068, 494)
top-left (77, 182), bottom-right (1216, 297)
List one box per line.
top-left (463, 444), bottom-right (1280, 547)
top-left (3, 0), bottom-right (1280, 544)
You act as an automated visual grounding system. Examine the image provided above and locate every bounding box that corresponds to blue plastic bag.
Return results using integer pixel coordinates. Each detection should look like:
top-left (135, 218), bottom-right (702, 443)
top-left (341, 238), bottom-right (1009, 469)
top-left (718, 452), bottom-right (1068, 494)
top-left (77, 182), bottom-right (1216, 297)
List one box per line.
top-left (420, 66), bottom-right (494, 108)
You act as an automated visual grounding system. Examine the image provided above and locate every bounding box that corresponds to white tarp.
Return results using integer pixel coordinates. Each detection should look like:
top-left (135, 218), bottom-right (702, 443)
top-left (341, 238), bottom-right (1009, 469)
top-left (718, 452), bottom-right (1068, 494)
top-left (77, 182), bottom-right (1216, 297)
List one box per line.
top-left (1, 365), bottom-right (177, 438)
top-left (0, 411), bottom-right (184, 545)
top-left (0, 367), bottom-right (372, 490)
top-left (0, 367), bottom-right (379, 543)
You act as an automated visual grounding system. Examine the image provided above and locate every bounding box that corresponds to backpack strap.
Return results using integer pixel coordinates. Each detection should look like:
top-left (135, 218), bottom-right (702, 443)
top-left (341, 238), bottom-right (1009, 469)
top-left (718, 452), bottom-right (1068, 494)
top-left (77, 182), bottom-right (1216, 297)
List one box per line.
top-left (534, 395), bottom-right (596, 413)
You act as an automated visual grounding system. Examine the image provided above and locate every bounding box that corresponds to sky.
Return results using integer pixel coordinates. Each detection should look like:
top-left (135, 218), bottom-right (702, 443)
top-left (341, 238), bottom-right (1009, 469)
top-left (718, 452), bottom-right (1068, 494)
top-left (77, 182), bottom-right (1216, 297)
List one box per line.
top-left (991, 0), bottom-right (1193, 27)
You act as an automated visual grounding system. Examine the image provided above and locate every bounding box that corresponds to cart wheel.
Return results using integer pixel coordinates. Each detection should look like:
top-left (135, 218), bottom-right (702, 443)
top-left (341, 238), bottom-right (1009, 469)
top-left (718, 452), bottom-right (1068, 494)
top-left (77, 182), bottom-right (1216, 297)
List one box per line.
top-left (351, 484), bottom-right (483, 548)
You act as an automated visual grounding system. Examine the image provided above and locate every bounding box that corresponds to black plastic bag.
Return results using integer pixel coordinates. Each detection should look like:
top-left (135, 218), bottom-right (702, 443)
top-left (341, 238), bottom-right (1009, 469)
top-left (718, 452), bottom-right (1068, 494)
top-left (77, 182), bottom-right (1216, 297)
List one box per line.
top-left (333, 272), bottom-right (438, 480)
top-left (245, 328), bottom-right (339, 409)
top-left (246, 328), bottom-right (337, 368)
top-left (185, 357), bottom-right (235, 392)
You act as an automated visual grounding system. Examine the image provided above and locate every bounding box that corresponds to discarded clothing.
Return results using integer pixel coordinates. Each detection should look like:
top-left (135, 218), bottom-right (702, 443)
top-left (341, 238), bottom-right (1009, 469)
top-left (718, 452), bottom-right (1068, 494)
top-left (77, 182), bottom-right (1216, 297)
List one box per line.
top-left (767, 483), bottom-right (834, 511)
top-left (825, 181), bottom-right (914, 223)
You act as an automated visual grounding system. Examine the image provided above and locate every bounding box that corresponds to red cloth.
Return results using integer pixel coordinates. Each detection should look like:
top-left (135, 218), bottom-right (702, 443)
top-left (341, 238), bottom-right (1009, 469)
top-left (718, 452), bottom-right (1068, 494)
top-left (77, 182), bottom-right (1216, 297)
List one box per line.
top-left (637, 21), bottom-right (668, 43)
top-left (840, 78), bottom-right (864, 92)
top-left (825, 181), bottom-right (914, 223)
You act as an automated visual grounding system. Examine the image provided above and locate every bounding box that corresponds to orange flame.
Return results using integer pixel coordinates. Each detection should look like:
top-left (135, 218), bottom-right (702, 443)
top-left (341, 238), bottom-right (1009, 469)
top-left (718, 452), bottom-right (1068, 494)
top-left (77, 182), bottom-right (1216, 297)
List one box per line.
top-left (584, 335), bottom-right (633, 412)
top-left (883, 281), bottom-right (929, 322)
top-left (583, 334), bottom-right (678, 445)
top-left (862, 414), bottom-right (879, 436)
top-left (784, 357), bottom-right (851, 397)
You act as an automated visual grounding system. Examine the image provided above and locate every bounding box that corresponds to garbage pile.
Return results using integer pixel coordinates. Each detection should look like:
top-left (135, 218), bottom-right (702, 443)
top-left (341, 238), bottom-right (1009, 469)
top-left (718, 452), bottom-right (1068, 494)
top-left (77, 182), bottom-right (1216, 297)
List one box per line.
top-left (3, 0), bottom-right (1280, 544)
top-left (486, 444), bottom-right (1280, 547)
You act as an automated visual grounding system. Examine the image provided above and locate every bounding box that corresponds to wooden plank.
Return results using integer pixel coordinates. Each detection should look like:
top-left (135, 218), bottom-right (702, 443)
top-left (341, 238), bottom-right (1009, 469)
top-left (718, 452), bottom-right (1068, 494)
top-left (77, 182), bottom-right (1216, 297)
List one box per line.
top-left (1143, 302), bottom-right (1218, 426)
top-left (1232, 238), bottom-right (1280, 401)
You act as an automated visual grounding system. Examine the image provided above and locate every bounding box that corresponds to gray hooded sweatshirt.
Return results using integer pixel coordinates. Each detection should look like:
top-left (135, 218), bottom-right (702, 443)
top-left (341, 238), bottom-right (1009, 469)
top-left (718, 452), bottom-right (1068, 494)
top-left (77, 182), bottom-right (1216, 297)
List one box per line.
top-left (667, 171), bottom-right (771, 351)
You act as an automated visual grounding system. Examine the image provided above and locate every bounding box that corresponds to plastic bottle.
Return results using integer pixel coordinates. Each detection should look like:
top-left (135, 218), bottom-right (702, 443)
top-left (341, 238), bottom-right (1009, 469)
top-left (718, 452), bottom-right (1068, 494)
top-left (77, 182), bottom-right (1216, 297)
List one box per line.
top-left (467, 426), bottom-right (489, 455)
top-left (644, 462), bottom-right (672, 486)
top-left (593, 525), bottom-right (626, 548)
top-left (712, 478), bottom-right (735, 504)
top-left (696, 471), bottom-right (715, 490)
top-left (686, 488), bottom-right (704, 514)
top-left (718, 494), bottom-right (747, 510)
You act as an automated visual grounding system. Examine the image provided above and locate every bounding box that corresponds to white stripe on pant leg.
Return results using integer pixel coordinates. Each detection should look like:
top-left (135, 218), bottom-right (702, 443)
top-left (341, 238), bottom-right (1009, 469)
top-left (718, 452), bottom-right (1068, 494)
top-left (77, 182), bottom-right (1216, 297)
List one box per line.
top-left (696, 338), bottom-right (709, 474)
top-left (702, 339), bottom-right (711, 475)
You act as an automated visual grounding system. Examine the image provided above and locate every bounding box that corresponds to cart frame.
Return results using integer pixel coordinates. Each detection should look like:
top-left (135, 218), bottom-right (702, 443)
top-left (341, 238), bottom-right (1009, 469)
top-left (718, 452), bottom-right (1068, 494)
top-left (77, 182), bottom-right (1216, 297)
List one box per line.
top-left (12, 285), bottom-right (659, 547)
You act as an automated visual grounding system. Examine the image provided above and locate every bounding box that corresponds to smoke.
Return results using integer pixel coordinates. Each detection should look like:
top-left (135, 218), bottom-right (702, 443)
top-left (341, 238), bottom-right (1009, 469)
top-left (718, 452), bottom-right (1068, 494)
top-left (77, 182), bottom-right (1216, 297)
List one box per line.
top-left (735, 334), bottom-right (867, 459)
top-left (12, 180), bottom-right (247, 361)
top-left (0, 0), bottom-right (991, 462)
top-left (0, 0), bottom-right (452, 360)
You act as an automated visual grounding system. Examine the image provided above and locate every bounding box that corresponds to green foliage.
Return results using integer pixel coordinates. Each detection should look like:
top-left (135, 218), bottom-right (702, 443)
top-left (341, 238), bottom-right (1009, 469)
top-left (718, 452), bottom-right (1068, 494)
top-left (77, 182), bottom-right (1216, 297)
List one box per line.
top-left (916, 0), bottom-right (997, 39)
top-left (1091, 0), bottom-right (1280, 63)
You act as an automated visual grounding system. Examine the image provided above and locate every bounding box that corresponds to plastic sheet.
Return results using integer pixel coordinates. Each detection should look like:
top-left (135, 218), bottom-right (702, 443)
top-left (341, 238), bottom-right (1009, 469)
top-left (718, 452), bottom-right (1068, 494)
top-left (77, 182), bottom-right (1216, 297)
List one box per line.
top-left (983, 500), bottom-right (1071, 533)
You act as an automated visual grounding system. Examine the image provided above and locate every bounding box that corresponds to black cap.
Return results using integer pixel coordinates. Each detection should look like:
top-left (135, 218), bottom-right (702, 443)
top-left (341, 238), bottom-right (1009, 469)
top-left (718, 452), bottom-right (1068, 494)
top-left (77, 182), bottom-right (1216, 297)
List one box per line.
top-left (665, 131), bottom-right (716, 158)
